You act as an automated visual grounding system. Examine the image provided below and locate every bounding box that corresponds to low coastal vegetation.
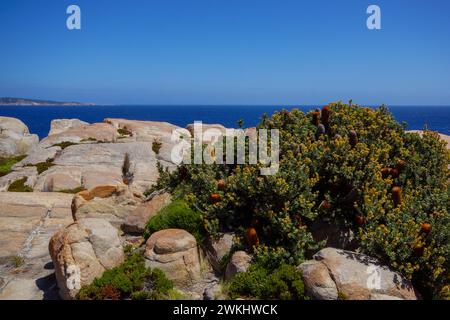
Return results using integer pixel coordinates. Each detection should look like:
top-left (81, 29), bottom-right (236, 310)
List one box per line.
top-left (151, 102), bottom-right (449, 299)
top-left (143, 199), bottom-right (205, 243)
top-left (227, 262), bottom-right (307, 300)
top-left (77, 252), bottom-right (176, 300)
top-left (0, 155), bottom-right (26, 177)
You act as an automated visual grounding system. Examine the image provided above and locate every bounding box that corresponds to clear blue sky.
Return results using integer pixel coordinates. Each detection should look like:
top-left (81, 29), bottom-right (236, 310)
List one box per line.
top-left (1, 0), bottom-right (449, 105)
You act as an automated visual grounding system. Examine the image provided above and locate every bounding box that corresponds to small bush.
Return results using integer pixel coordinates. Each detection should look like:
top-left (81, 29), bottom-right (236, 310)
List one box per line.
top-left (228, 263), bottom-right (307, 300)
top-left (77, 253), bottom-right (174, 300)
top-left (117, 127), bottom-right (132, 137)
top-left (7, 177), bottom-right (33, 192)
top-left (143, 199), bottom-right (205, 243)
top-left (152, 139), bottom-right (163, 155)
top-left (0, 155), bottom-right (26, 177)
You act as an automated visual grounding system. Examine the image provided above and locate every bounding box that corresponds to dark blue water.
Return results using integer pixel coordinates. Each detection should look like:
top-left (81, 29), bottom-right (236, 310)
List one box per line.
top-left (0, 105), bottom-right (449, 139)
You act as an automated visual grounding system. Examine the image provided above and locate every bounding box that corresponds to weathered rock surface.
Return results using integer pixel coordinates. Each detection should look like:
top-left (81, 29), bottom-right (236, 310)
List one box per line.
top-left (73, 185), bottom-right (140, 228)
top-left (0, 192), bottom-right (73, 300)
top-left (48, 142), bottom-right (159, 193)
top-left (39, 122), bottom-right (117, 148)
top-left (0, 166), bottom-right (38, 192)
top-left (49, 218), bottom-right (124, 300)
top-left (206, 233), bottom-right (235, 273)
top-left (0, 117), bottom-right (39, 157)
top-left (224, 251), bottom-right (251, 281)
top-left (298, 248), bottom-right (419, 300)
top-left (48, 119), bottom-right (89, 136)
top-left (122, 192), bottom-right (172, 234)
top-left (13, 146), bottom-right (61, 168)
top-left (144, 229), bottom-right (201, 289)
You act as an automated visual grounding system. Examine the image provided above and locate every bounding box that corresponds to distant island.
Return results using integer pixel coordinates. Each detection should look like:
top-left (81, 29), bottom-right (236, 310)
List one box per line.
top-left (0, 97), bottom-right (95, 106)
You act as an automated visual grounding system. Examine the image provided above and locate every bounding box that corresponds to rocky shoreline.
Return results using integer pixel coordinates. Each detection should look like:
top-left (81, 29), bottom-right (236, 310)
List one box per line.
top-left (0, 115), bottom-right (448, 300)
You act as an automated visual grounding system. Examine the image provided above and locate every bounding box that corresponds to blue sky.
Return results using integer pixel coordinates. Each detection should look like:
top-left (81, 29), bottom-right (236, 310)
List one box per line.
top-left (0, 0), bottom-right (449, 105)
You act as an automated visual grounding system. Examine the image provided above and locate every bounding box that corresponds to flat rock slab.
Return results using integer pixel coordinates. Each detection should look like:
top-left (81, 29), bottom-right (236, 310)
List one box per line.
top-left (298, 248), bottom-right (420, 300)
top-left (122, 192), bottom-right (171, 234)
top-left (0, 192), bottom-right (73, 300)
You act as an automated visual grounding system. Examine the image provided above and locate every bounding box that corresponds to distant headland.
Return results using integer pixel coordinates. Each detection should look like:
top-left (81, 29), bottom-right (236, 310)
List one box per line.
top-left (0, 97), bottom-right (95, 106)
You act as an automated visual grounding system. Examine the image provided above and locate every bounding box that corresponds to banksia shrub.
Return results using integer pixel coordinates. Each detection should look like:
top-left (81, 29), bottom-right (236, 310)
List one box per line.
top-left (153, 102), bottom-right (449, 299)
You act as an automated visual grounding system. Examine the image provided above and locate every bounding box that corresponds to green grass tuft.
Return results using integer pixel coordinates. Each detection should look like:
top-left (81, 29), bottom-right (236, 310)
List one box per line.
top-left (0, 155), bottom-right (27, 177)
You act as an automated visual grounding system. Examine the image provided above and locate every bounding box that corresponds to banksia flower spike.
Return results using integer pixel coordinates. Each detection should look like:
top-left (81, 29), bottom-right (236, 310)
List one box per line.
top-left (245, 227), bottom-right (260, 250)
top-left (319, 200), bottom-right (331, 210)
top-left (321, 105), bottom-right (330, 126)
top-left (217, 179), bottom-right (226, 191)
top-left (390, 168), bottom-right (399, 178)
top-left (421, 222), bottom-right (431, 234)
top-left (396, 159), bottom-right (406, 172)
top-left (392, 186), bottom-right (403, 207)
top-left (381, 167), bottom-right (391, 178)
top-left (210, 193), bottom-right (221, 203)
top-left (354, 214), bottom-right (365, 226)
top-left (349, 130), bottom-right (358, 147)
top-left (312, 111), bottom-right (321, 126)
top-left (316, 124), bottom-right (326, 140)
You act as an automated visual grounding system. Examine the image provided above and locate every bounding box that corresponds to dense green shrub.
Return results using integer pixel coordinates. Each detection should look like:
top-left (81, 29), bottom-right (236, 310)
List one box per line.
top-left (8, 177), bottom-right (33, 192)
top-left (153, 103), bottom-right (449, 299)
top-left (228, 263), bottom-right (307, 300)
top-left (77, 253), bottom-right (174, 300)
top-left (143, 199), bottom-right (205, 243)
top-left (0, 155), bottom-right (26, 177)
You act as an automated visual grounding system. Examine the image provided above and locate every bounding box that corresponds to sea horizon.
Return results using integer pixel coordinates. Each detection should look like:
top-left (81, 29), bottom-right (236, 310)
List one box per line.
top-left (1, 104), bottom-right (450, 138)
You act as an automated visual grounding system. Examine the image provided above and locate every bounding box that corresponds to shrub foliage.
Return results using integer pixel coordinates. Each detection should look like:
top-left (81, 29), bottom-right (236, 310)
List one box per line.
top-left (77, 253), bottom-right (174, 300)
top-left (154, 103), bottom-right (449, 298)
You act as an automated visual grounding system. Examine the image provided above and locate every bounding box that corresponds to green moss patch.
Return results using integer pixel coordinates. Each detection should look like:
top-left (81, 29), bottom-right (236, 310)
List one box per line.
top-left (0, 155), bottom-right (27, 177)
top-left (7, 177), bottom-right (33, 192)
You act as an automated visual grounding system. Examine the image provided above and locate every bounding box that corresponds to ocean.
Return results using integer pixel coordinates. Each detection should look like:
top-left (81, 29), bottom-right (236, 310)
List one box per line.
top-left (0, 105), bottom-right (449, 139)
